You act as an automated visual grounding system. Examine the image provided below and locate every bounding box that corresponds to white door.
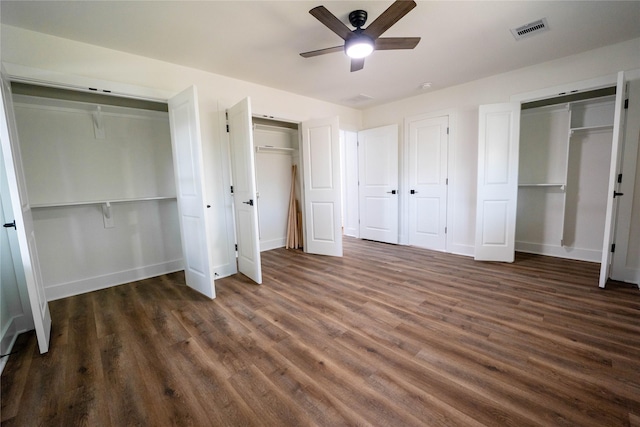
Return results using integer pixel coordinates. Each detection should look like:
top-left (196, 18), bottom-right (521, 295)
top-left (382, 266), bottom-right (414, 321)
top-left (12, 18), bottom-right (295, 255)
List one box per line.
top-left (407, 115), bottom-right (449, 250)
top-left (168, 86), bottom-right (216, 299)
top-left (301, 117), bottom-right (342, 257)
top-left (0, 71), bottom-right (51, 353)
top-left (474, 103), bottom-right (521, 262)
top-left (599, 71), bottom-right (627, 288)
top-left (227, 97), bottom-right (262, 284)
top-left (358, 125), bottom-right (398, 244)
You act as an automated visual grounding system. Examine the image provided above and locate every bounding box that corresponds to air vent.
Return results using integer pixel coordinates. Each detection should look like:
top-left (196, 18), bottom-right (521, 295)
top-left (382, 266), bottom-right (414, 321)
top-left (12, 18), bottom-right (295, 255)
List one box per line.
top-left (343, 94), bottom-right (374, 104)
top-left (511, 18), bottom-right (549, 40)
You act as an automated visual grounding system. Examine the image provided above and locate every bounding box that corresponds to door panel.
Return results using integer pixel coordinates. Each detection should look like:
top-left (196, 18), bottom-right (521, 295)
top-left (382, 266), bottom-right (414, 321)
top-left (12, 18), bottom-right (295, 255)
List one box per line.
top-left (407, 115), bottom-right (448, 250)
top-left (168, 86), bottom-right (216, 298)
top-left (228, 97), bottom-right (262, 283)
top-left (475, 103), bottom-right (520, 262)
top-left (0, 70), bottom-right (51, 353)
top-left (302, 117), bottom-right (342, 256)
top-left (358, 124), bottom-right (398, 244)
top-left (599, 71), bottom-right (626, 288)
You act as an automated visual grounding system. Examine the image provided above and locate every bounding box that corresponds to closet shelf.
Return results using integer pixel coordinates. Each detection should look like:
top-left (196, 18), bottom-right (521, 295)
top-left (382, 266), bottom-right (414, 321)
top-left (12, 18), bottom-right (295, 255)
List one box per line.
top-left (518, 183), bottom-right (566, 190)
top-left (31, 196), bottom-right (177, 209)
top-left (256, 145), bottom-right (294, 153)
top-left (570, 124), bottom-right (613, 133)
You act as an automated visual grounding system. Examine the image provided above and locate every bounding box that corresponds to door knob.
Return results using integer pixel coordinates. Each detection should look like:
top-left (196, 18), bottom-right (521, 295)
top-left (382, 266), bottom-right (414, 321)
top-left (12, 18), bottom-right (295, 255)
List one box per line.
top-left (386, 190), bottom-right (397, 194)
top-left (410, 189), bottom-right (418, 194)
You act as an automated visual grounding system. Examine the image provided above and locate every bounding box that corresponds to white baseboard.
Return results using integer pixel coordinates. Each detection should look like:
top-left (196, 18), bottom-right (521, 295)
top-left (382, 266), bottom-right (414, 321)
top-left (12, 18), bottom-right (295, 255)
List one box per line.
top-left (44, 259), bottom-right (184, 301)
top-left (450, 243), bottom-right (474, 257)
top-left (260, 237), bottom-right (286, 252)
top-left (0, 315), bottom-right (29, 375)
top-left (515, 241), bottom-right (601, 263)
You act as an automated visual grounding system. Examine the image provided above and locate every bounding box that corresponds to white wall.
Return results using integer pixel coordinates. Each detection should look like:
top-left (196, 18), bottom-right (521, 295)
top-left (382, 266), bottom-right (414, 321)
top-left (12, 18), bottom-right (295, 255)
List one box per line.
top-left (1, 24), bottom-right (363, 284)
top-left (362, 38), bottom-right (640, 258)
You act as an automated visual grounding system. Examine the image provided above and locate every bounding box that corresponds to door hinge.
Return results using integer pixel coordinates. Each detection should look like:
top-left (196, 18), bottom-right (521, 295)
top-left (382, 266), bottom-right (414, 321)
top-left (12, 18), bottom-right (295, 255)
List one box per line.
top-left (230, 185), bottom-right (234, 194)
top-left (444, 226), bottom-right (447, 234)
top-left (226, 124), bottom-right (230, 132)
top-left (611, 243), bottom-right (616, 253)
top-left (624, 99), bottom-right (629, 109)
top-left (235, 244), bottom-right (238, 251)
top-left (446, 127), bottom-right (449, 135)
top-left (618, 173), bottom-right (623, 184)
top-left (446, 178), bottom-right (448, 185)
top-left (225, 111), bottom-right (230, 132)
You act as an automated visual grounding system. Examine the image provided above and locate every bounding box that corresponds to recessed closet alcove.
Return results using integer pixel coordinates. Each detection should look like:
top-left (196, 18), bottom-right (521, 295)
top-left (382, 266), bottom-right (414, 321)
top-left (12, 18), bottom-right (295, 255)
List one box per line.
top-left (516, 87), bottom-right (617, 262)
top-left (251, 116), bottom-right (301, 252)
top-left (10, 83), bottom-right (182, 300)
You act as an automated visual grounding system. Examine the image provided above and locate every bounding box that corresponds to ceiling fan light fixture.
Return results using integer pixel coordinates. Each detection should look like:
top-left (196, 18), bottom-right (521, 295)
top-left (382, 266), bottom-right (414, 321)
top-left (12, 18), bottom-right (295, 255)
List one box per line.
top-left (345, 35), bottom-right (374, 59)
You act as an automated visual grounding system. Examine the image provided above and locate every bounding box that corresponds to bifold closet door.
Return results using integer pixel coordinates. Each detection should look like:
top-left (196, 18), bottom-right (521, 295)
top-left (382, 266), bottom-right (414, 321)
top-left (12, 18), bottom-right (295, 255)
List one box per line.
top-left (301, 116), bottom-right (342, 257)
top-left (228, 97), bottom-right (262, 284)
top-left (0, 70), bottom-right (51, 353)
top-left (474, 103), bottom-right (521, 262)
top-left (599, 71), bottom-right (627, 288)
top-left (168, 86), bottom-right (216, 298)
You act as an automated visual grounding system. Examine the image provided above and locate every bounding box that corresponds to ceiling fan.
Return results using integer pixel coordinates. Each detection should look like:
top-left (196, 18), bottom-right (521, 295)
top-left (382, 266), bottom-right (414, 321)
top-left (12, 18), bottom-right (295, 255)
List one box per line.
top-left (300, 0), bottom-right (421, 72)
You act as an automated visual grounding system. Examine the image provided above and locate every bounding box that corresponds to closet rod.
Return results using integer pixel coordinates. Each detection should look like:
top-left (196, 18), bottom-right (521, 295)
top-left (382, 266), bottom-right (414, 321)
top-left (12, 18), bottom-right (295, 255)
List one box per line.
top-left (31, 196), bottom-right (176, 209)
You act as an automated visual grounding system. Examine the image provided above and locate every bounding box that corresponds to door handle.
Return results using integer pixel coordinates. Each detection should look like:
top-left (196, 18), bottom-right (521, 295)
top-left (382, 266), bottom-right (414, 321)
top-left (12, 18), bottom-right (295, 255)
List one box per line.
top-left (3, 221), bottom-right (16, 230)
top-left (242, 199), bottom-right (254, 206)
top-left (613, 191), bottom-right (624, 198)
top-left (410, 189), bottom-right (418, 194)
top-left (386, 190), bottom-right (397, 195)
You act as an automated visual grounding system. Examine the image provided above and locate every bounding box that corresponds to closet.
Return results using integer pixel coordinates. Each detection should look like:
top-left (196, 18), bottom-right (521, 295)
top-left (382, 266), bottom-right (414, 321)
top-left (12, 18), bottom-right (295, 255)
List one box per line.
top-left (10, 83), bottom-right (181, 300)
top-left (516, 88), bottom-right (616, 262)
top-left (252, 117), bottom-right (301, 252)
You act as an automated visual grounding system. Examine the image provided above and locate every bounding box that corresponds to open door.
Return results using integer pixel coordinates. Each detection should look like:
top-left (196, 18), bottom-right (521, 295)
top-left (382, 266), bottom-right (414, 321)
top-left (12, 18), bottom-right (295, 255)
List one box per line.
top-left (599, 71), bottom-right (627, 288)
top-left (168, 86), bottom-right (216, 299)
top-left (0, 71), bottom-right (51, 353)
top-left (301, 117), bottom-right (342, 257)
top-left (358, 124), bottom-right (399, 244)
top-left (227, 97), bottom-right (262, 284)
top-left (474, 103), bottom-right (521, 262)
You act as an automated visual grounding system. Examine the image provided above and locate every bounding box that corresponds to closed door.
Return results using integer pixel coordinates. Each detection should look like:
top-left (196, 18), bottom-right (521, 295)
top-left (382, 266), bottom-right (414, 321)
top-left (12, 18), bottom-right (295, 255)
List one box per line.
top-left (358, 124), bottom-right (399, 244)
top-left (407, 115), bottom-right (449, 250)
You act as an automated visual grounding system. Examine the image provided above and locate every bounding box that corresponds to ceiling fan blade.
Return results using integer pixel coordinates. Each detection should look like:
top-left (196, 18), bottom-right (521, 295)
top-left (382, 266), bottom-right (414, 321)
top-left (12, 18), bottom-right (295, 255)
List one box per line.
top-left (374, 37), bottom-right (421, 50)
top-left (300, 45), bottom-right (344, 58)
top-left (351, 58), bottom-right (365, 72)
top-left (364, 0), bottom-right (417, 39)
top-left (309, 6), bottom-right (352, 40)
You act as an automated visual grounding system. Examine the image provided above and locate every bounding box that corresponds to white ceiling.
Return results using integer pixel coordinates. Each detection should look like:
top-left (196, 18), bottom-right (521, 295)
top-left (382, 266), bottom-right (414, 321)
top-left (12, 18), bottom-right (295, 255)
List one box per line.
top-left (1, 1), bottom-right (639, 109)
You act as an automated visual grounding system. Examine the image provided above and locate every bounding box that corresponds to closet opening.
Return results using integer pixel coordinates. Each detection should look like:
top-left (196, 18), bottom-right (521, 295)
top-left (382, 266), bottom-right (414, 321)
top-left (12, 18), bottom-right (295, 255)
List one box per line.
top-left (251, 116), bottom-right (302, 252)
top-left (9, 82), bottom-right (181, 301)
top-left (516, 86), bottom-right (617, 263)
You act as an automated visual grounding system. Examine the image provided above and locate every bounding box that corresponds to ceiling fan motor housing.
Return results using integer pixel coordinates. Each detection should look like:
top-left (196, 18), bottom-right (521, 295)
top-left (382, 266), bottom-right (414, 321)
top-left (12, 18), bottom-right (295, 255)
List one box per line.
top-left (349, 10), bottom-right (368, 28)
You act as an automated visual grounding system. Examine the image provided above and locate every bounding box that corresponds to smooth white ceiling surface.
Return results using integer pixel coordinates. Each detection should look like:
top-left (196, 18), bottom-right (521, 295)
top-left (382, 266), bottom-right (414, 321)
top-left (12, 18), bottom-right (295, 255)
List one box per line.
top-left (1, 1), bottom-right (639, 108)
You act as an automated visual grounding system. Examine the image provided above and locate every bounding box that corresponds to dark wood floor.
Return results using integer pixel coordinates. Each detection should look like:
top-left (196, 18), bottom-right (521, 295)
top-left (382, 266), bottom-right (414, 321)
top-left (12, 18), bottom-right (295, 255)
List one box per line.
top-left (2, 238), bottom-right (639, 426)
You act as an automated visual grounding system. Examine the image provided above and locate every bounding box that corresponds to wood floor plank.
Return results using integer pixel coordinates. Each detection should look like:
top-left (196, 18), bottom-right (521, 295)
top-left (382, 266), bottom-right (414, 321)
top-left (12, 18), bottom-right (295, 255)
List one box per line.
top-left (2, 238), bottom-right (639, 426)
